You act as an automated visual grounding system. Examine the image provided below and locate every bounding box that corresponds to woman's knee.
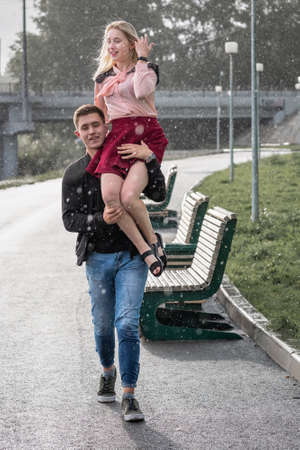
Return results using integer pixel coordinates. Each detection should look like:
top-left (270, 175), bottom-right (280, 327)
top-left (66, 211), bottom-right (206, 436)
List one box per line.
top-left (101, 175), bottom-right (123, 207)
top-left (102, 187), bottom-right (121, 207)
top-left (120, 188), bottom-right (140, 211)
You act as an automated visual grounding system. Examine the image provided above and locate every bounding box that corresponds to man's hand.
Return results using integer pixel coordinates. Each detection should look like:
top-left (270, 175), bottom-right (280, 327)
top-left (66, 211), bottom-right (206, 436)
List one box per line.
top-left (103, 206), bottom-right (123, 224)
top-left (117, 140), bottom-right (152, 160)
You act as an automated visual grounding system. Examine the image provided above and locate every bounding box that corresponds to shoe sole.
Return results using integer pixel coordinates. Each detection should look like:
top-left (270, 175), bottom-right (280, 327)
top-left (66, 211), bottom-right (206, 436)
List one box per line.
top-left (123, 413), bottom-right (145, 422)
top-left (97, 394), bottom-right (116, 403)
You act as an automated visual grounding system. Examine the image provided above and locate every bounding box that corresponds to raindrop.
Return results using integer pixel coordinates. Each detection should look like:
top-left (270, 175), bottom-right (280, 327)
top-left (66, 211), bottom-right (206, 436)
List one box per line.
top-left (135, 125), bottom-right (144, 135)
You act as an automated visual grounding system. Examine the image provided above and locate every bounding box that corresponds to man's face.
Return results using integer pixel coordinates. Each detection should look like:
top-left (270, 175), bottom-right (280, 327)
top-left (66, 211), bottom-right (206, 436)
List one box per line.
top-left (75, 113), bottom-right (107, 151)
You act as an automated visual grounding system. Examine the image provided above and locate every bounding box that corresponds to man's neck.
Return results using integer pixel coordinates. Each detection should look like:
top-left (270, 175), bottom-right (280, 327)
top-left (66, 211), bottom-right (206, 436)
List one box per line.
top-left (86, 148), bottom-right (98, 159)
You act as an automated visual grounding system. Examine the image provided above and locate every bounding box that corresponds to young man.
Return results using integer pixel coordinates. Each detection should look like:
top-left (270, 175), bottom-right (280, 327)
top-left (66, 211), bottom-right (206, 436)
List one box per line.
top-left (62, 104), bottom-right (166, 422)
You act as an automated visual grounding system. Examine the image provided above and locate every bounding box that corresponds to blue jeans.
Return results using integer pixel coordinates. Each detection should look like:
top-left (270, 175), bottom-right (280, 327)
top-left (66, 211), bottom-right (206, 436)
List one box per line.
top-left (85, 251), bottom-right (148, 388)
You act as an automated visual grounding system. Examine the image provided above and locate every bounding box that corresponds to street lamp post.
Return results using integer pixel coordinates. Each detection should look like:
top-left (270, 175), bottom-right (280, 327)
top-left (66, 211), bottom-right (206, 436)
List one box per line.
top-left (215, 85), bottom-right (222, 153)
top-left (22, 0), bottom-right (29, 122)
top-left (256, 63), bottom-right (264, 158)
top-left (251, 0), bottom-right (259, 222)
top-left (225, 41), bottom-right (238, 182)
top-left (295, 79), bottom-right (300, 97)
top-left (219, 70), bottom-right (224, 86)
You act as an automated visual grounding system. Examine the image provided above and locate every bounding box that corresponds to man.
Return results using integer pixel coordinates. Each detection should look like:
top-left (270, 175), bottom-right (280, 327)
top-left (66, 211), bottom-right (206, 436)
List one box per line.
top-left (62, 104), bottom-right (166, 422)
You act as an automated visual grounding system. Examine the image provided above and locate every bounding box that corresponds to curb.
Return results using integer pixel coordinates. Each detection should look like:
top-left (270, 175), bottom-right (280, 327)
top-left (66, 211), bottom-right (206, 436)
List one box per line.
top-left (217, 274), bottom-right (300, 382)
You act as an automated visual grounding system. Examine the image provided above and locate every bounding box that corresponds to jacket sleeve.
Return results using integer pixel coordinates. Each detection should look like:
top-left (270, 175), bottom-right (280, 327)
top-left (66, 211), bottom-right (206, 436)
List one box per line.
top-left (143, 157), bottom-right (166, 202)
top-left (62, 169), bottom-right (105, 234)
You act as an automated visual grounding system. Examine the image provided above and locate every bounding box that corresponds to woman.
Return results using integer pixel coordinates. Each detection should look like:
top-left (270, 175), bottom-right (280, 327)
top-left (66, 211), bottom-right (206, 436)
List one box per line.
top-left (86, 20), bottom-right (168, 276)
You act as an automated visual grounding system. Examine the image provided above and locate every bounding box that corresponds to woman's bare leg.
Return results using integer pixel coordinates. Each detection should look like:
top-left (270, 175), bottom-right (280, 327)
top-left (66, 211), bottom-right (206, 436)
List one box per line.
top-left (100, 174), bottom-right (161, 274)
top-left (120, 161), bottom-right (164, 257)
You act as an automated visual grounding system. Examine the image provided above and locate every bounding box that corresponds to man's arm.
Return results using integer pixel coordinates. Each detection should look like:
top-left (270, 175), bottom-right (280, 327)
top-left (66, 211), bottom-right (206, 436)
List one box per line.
top-left (61, 163), bottom-right (105, 234)
top-left (143, 156), bottom-right (166, 202)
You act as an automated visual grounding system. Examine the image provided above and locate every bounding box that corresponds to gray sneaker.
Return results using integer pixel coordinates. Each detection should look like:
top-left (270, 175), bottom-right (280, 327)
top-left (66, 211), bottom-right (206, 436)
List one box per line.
top-left (121, 397), bottom-right (145, 422)
top-left (97, 369), bottom-right (116, 403)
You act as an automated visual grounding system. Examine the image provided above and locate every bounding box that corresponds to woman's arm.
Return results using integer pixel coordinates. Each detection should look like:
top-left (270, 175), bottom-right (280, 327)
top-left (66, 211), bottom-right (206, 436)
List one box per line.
top-left (133, 35), bottom-right (157, 99)
top-left (133, 62), bottom-right (157, 99)
top-left (94, 82), bottom-right (109, 122)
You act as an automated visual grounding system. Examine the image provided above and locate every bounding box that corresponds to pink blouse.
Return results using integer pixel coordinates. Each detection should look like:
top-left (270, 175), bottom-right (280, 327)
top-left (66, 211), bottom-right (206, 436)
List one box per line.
top-left (94, 61), bottom-right (158, 123)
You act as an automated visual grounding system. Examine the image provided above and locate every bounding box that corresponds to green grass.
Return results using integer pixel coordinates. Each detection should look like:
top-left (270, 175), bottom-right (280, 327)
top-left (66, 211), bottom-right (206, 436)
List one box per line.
top-left (196, 152), bottom-right (300, 348)
top-left (0, 169), bottom-right (64, 190)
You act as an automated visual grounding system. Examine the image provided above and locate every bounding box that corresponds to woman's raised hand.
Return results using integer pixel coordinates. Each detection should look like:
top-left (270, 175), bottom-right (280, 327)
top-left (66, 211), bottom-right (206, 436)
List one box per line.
top-left (135, 35), bottom-right (154, 58)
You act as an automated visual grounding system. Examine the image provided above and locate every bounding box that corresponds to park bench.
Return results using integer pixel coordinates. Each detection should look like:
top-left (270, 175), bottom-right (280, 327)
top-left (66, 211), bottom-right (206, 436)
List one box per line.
top-left (165, 191), bottom-right (209, 268)
top-left (140, 206), bottom-right (241, 341)
top-left (145, 165), bottom-right (178, 228)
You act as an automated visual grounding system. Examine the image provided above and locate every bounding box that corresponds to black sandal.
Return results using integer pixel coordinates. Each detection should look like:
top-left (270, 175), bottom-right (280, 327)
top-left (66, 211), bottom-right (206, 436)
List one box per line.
top-left (141, 249), bottom-right (163, 277)
top-left (152, 232), bottom-right (167, 270)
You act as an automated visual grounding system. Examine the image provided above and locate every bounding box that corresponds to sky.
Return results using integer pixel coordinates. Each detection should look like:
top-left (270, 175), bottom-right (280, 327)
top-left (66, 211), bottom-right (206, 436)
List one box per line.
top-left (0, 0), bottom-right (37, 74)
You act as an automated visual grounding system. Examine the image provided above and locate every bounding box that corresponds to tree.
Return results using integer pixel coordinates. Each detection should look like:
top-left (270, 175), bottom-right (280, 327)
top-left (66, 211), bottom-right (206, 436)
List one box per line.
top-left (8, 0), bottom-right (179, 92)
top-left (7, 32), bottom-right (48, 94)
top-left (163, 0), bottom-right (300, 89)
top-left (8, 0), bottom-right (300, 91)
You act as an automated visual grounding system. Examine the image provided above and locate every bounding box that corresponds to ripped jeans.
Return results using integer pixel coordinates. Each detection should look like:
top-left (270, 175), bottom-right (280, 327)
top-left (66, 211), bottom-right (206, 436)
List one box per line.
top-left (85, 251), bottom-right (148, 388)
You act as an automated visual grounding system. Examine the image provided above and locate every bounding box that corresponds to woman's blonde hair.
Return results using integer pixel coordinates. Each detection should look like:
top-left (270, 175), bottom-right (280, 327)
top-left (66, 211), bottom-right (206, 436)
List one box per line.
top-left (93, 21), bottom-right (139, 80)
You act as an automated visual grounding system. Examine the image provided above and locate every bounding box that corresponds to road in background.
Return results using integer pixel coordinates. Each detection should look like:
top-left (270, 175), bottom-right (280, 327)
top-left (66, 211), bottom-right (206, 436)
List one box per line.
top-left (0, 151), bottom-right (299, 449)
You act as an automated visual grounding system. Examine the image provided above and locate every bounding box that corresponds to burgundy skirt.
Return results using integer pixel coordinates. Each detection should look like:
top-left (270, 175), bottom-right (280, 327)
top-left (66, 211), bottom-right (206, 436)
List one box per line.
top-left (86, 116), bottom-right (168, 178)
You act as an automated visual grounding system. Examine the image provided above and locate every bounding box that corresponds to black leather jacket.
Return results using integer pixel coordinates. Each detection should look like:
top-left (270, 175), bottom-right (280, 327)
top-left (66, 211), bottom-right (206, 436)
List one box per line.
top-left (62, 153), bottom-right (166, 265)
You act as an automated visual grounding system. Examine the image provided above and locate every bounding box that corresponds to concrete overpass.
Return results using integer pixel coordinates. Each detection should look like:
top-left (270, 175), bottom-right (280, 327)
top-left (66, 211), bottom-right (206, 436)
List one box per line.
top-left (0, 90), bottom-right (298, 179)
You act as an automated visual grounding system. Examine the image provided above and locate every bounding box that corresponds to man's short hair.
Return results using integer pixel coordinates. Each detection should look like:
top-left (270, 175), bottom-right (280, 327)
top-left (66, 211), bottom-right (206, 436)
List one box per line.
top-left (73, 104), bottom-right (105, 128)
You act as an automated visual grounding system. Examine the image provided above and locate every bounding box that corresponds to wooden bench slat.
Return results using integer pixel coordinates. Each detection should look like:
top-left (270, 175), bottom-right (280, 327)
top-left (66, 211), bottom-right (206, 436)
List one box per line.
top-left (181, 268), bottom-right (207, 287)
top-left (194, 232), bottom-right (219, 248)
top-left (191, 259), bottom-right (212, 275)
top-left (177, 218), bottom-right (192, 233)
top-left (203, 215), bottom-right (224, 227)
top-left (202, 218), bottom-right (225, 234)
top-left (191, 258), bottom-right (211, 276)
top-left (207, 207), bottom-right (237, 221)
top-left (199, 224), bottom-right (224, 240)
top-left (180, 210), bottom-right (196, 224)
top-left (187, 267), bottom-right (208, 286)
top-left (197, 237), bottom-right (218, 253)
top-left (176, 229), bottom-right (189, 244)
top-left (188, 266), bottom-right (210, 286)
top-left (173, 269), bottom-right (199, 287)
top-left (172, 236), bottom-right (186, 244)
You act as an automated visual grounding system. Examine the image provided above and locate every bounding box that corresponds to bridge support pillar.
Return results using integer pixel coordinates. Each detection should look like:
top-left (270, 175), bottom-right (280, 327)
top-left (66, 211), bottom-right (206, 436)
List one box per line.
top-left (0, 103), bottom-right (34, 181)
top-left (0, 133), bottom-right (18, 180)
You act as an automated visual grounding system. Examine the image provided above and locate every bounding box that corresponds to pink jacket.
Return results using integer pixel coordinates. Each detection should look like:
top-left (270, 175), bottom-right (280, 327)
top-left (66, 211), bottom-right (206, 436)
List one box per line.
top-left (94, 61), bottom-right (158, 122)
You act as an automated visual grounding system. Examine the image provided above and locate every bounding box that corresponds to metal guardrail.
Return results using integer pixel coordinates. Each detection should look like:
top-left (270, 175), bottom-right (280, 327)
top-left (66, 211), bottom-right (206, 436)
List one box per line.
top-left (0, 84), bottom-right (297, 98)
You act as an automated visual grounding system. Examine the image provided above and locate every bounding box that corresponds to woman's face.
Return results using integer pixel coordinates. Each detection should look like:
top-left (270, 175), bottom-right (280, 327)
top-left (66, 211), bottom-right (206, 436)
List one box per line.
top-left (106, 28), bottom-right (133, 65)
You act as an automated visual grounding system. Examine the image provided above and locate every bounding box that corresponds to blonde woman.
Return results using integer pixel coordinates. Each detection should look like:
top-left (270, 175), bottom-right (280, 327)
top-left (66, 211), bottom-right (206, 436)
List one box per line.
top-left (86, 20), bottom-right (168, 277)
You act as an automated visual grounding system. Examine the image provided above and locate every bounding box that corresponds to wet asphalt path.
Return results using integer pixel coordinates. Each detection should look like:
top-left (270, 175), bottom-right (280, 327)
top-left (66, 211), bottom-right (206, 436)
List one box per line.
top-left (0, 152), bottom-right (299, 449)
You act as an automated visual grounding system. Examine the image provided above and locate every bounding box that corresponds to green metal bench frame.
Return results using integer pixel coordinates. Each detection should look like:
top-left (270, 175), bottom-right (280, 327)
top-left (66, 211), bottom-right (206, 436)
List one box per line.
top-left (146, 165), bottom-right (178, 228)
top-left (140, 207), bottom-right (241, 341)
top-left (165, 191), bottom-right (209, 268)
